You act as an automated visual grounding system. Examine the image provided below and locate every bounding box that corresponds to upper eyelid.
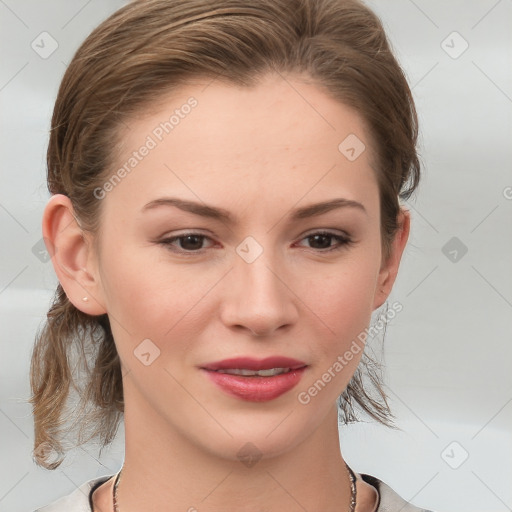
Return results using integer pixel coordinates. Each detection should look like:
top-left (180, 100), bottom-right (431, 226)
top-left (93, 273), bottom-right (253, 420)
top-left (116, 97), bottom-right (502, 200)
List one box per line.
top-left (162, 228), bottom-right (350, 240)
top-left (160, 230), bottom-right (351, 250)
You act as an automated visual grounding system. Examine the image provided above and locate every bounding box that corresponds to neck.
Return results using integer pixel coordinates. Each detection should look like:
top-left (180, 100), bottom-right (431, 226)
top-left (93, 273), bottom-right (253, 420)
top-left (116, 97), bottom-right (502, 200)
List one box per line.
top-left (116, 381), bottom-right (355, 512)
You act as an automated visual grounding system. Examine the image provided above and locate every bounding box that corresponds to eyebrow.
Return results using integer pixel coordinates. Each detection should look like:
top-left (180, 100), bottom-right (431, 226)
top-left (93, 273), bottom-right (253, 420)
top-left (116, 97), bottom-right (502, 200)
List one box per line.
top-left (141, 196), bottom-right (367, 223)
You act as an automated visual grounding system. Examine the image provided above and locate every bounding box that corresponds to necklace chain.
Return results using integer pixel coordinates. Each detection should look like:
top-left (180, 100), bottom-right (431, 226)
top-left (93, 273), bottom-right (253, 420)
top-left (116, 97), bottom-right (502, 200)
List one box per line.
top-left (113, 463), bottom-right (357, 512)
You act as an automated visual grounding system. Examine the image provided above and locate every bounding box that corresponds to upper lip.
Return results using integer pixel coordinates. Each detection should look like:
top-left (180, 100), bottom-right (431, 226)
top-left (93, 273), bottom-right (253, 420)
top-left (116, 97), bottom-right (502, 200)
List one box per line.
top-left (200, 356), bottom-right (307, 371)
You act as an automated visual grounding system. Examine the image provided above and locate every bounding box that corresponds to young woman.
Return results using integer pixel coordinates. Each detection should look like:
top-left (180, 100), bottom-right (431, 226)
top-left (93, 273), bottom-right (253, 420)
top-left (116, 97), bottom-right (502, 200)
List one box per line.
top-left (31, 0), bottom-right (435, 510)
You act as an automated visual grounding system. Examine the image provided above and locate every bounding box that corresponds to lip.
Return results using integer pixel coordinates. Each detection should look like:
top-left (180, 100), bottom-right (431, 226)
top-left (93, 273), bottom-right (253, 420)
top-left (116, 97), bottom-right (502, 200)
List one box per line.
top-left (200, 356), bottom-right (307, 371)
top-left (199, 356), bottom-right (308, 402)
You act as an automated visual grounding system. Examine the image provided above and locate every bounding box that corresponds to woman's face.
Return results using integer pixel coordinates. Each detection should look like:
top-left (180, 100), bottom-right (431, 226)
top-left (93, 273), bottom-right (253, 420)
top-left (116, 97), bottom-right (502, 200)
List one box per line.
top-left (76, 73), bottom-right (408, 460)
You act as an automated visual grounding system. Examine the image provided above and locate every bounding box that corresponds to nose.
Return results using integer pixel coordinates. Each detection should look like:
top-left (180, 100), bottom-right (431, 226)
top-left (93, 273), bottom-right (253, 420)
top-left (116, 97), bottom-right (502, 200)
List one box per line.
top-left (219, 249), bottom-right (299, 337)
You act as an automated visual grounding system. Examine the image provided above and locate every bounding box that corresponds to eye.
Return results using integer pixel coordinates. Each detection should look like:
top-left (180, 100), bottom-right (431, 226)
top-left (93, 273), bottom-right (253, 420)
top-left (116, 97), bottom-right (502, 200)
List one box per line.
top-left (296, 231), bottom-right (353, 252)
top-left (158, 230), bottom-right (353, 255)
top-left (159, 232), bottom-right (214, 254)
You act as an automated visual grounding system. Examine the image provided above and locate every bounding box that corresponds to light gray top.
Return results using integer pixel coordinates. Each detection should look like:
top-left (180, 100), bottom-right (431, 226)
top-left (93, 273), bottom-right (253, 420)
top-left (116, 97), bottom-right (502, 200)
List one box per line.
top-left (34, 472), bottom-right (436, 512)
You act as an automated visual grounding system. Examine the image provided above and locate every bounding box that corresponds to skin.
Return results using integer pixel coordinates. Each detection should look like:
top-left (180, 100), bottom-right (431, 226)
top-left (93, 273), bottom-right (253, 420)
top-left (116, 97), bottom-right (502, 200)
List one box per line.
top-left (43, 72), bottom-right (410, 512)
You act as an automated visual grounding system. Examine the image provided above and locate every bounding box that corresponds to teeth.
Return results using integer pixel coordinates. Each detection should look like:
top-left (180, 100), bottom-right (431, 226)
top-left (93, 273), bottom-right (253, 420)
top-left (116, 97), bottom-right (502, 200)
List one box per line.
top-left (217, 367), bottom-right (292, 376)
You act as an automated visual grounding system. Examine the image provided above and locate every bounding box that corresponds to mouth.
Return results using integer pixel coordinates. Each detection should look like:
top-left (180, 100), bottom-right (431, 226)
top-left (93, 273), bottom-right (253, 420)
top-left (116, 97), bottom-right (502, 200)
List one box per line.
top-left (200, 356), bottom-right (307, 372)
top-left (199, 357), bottom-right (308, 401)
top-left (212, 367), bottom-right (302, 377)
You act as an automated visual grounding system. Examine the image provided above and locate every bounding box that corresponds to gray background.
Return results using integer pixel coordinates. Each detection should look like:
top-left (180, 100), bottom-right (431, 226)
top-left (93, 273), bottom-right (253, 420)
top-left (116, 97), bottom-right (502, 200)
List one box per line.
top-left (1, 1), bottom-right (511, 511)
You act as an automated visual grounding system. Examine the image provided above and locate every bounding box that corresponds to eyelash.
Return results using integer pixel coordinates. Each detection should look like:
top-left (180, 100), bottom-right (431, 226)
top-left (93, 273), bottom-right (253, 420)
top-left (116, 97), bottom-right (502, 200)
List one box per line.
top-left (158, 231), bottom-right (354, 256)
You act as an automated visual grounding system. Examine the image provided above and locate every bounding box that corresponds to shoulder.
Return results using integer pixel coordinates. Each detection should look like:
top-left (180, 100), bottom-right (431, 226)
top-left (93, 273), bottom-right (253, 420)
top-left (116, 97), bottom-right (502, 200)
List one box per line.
top-left (33, 471), bottom-right (438, 512)
top-left (360, 473), bottom-right (437, 512)
top-left (34, 474), bottom-right (113, 512)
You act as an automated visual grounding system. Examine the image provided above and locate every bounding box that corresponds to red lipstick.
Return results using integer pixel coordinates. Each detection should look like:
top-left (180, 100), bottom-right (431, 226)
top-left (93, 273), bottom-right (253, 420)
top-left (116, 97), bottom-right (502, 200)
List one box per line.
top-left (200, 356), bottom-right (308, 402)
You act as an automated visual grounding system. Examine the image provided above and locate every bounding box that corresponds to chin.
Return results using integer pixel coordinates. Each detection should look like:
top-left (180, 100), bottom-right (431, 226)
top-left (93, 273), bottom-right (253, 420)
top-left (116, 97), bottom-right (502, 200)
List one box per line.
top-left (193, 414), bottom-right (318, 465)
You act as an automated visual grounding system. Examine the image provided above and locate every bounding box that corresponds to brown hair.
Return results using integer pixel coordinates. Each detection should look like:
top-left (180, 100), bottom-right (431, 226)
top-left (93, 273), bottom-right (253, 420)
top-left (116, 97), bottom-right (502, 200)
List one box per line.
top-left (30, 0), bottom-right (420, 470)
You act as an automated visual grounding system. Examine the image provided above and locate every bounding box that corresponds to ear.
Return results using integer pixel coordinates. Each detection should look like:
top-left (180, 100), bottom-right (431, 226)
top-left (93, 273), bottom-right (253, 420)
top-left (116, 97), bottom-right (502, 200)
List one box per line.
top-left (372, 208), bottom-right (410, 310)
top-left (42, 194), bottom-right (107, 315)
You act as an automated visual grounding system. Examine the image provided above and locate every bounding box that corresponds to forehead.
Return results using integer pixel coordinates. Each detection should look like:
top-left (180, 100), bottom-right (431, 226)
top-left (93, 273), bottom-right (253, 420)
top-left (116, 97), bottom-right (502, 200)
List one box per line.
top-left (103, 73), bottom-right (379, 217)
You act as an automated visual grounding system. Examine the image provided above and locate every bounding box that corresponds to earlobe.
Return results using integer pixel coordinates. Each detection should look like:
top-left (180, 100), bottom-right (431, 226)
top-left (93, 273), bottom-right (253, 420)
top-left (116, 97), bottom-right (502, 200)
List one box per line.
top-left (42, 194), bottom-right (107, 315)
top-left (372, 208), bottom-right (411, 310)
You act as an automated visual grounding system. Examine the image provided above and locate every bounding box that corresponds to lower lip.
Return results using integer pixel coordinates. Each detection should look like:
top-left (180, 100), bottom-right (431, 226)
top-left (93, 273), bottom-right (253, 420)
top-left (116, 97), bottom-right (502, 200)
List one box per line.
top-left (201, 367), bottom-right (307, 402)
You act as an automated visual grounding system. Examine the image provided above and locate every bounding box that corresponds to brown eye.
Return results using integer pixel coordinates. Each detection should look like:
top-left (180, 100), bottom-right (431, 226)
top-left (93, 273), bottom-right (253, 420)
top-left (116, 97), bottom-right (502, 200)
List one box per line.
top-left (159, 233), bottom-right (214, 254)
top-left (298, 231), bottom-right (353, 252)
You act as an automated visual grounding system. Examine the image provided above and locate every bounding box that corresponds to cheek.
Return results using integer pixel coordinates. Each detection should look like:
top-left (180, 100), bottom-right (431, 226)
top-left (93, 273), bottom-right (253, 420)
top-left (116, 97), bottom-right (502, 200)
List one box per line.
top-left (303, 259), bottom-right (378, 341)
top-left (294, 252), bottom-right (380, 403)
top-left (98, 242), bottom-right (216, 363)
